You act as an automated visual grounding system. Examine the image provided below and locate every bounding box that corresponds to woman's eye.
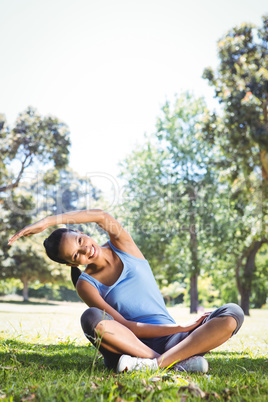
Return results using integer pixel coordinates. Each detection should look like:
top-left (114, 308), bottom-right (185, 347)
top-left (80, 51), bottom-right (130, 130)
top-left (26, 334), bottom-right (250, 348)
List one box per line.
top-left (78, 237), bottom-right (82, 245)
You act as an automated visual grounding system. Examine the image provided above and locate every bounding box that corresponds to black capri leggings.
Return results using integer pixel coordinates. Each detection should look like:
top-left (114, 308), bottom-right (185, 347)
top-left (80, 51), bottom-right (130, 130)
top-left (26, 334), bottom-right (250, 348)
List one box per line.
top-left (80, 303), bottom-right (244, 370)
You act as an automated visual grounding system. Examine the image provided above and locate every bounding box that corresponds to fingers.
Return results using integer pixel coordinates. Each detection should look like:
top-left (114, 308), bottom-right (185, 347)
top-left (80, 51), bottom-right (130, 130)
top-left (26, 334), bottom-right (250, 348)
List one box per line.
top-left (200, 312), bottom-right (210, 318)
top-left (200, 313), bottom-right (210, 320)
top-left (8, 231), bottom-right (25, 245)
top-left (8, 234), bottom-right (20, 245)
top-left (195, 313), bottom-right (210, 324)
top-left (196, 312), bottom-right (211, 324)
top-left (203, 312), bottom-right (211, 318)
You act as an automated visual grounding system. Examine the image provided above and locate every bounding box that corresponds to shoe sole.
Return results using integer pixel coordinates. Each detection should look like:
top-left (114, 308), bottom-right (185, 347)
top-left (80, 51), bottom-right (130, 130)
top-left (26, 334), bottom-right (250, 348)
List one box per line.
top-left (116, 355), bottom-right (129, 373)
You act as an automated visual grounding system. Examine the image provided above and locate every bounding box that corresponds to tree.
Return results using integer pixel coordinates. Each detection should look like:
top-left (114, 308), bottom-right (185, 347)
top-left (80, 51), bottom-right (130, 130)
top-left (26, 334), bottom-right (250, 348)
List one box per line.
top-left (0, 168), bottom-right (103, 301)
top-left (155, 94), bottom-right (221, 313)
top-left (202, 15), bottom-right (268, 314)
top-left (121, 93), bottom-right (220, 313)
top-left (34, 167), bottom-right (106, 241)
top-left (120, 140), bottom-right (175, 278)
top-left (0, 107), bottom-right (72, 300)
top-left (0, 193), bottom-right (66, 301)
top-left (0, 107), bottom-right (71, 193)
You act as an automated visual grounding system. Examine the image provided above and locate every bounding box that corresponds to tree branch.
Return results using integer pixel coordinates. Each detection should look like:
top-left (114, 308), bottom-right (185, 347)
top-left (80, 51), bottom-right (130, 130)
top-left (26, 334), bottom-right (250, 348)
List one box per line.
top-left (0, 154), bottom-right (32, 192)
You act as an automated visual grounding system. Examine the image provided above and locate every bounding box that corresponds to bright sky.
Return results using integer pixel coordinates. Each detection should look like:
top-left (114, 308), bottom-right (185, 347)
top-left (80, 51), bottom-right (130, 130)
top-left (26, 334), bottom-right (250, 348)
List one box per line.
top-left (1, 0), bottom-right (267, 197)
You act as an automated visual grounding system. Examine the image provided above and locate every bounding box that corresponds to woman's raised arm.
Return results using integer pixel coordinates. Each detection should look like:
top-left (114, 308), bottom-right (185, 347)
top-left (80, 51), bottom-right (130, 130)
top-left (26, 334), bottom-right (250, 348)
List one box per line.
top-left (8, 209), bottom-right (139, 255)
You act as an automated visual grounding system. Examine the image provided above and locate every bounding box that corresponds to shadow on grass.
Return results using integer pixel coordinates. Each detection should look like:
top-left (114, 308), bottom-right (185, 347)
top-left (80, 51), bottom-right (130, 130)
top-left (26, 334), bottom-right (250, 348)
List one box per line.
top-left (0, 338), bottom-right (105, 373)
top-left (1, 339), bottom-right (267, 376)
top-left (206, 350), bottom-right (267, 375)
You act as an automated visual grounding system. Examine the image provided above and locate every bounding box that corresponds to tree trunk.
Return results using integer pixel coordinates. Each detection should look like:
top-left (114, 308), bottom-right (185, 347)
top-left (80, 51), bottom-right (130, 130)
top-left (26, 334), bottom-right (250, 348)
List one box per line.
top-left (190, 273), bottom-right (198, 313)
top-left (22, 277), bottom-right (29, 302)
top-left (236, 240), bottom-right (267, 316)
top-left (240, 288), bottom-right (251, 316)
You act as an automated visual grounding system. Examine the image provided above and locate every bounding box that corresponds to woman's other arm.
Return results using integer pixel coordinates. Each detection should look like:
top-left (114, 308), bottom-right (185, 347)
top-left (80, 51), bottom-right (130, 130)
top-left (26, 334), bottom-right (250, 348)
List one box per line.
top-left (77, 279), bottom-right (209, 338)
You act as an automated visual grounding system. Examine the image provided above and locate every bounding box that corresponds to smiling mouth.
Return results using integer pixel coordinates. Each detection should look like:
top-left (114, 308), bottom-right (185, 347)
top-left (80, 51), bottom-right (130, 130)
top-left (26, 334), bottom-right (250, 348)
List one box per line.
top-left (88, 245), bottom-right (95, 259)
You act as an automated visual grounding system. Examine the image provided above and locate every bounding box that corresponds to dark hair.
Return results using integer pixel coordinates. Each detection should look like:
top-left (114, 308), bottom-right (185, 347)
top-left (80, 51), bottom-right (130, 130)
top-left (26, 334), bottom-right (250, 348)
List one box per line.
top-left (71, 266), bottom-right (82, 288)
top-left (43, 228), bottom-right (76, 264)
top-left (44, 228), bottom-right (82, 288)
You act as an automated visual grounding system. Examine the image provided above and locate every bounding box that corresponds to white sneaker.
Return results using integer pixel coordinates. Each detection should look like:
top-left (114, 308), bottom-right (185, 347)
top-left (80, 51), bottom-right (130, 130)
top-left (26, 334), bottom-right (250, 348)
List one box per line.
top-left (116, 355), bottom-right (158, 373)
top-left (173, 356), bottom-right (209, 373)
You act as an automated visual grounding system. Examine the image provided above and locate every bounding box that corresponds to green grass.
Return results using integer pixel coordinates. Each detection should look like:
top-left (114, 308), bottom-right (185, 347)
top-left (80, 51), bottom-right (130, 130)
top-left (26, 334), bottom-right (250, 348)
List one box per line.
top-left (0, 301), bottom-right (267, 401)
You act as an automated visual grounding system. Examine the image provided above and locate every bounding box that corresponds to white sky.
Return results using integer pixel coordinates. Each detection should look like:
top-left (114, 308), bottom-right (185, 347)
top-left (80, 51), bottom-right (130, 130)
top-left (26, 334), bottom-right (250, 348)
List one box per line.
top-left (1, 0), bottom-right (267, 197)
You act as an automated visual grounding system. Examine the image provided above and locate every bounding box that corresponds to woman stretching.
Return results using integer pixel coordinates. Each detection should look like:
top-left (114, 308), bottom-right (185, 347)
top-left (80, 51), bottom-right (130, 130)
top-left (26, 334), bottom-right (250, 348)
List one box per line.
top-left (8, 209), bottom-right (244, 373)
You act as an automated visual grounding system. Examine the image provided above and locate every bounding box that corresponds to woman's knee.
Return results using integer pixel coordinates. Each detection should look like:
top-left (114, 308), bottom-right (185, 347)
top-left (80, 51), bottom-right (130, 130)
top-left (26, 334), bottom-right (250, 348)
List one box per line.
top-left (220, 315), bottom-right (237, 334)
top-left (218, 303), bottom-right (244, 334)
top-left (80, 307), bottom-right (114, 340)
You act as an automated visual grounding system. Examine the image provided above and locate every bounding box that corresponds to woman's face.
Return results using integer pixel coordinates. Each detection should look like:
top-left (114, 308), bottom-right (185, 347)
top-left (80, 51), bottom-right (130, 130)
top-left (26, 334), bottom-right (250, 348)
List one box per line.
top-left (58, 231), bottom-right (99, 266)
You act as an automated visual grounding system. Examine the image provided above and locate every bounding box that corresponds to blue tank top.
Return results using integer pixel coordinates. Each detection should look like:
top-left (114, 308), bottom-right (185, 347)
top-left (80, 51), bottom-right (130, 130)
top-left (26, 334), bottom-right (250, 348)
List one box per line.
top-left (79, 241), bottom-right (175, 325)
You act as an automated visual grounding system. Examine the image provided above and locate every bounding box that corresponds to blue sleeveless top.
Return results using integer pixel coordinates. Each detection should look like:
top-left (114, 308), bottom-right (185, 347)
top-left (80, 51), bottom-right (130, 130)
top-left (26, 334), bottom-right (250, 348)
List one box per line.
top-left (79, 241), bottom-right (175, 325)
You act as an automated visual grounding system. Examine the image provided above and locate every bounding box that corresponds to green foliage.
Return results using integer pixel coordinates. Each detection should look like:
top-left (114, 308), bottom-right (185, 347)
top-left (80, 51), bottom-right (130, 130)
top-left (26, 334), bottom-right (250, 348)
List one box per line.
top-left (202, 16), bottom-right (268, 180)
top-left (120, 93), bottom-right (225, 312)
top-left (15, 284), bottom-right (81, 302)
top-left (183, 274), bottom-right (221, 308)
top-left (0, 107), bottom-right (71, 192)
top-left (0, 192), bottom-right (66, 286)
top-left (41, 168), bottom-right (100, 215)
top-left (33, 167), bottom-right (106, 243)
top-left (0, 106), bottom-right (74, 299)
top-left (202, 15), bottom-right (268, 314)
top-left (121, 93), bottom-right (214, 260)
top-left (0, 120), bottom-right (102, 299)
top-left (160, 273), bottom-right (186, 306)
top-left (251, 244), bottom-right (268, 308)
top-left (120, 139), bottom-right (172, 276)
top-left (0, 278), bottom-right (21, 296)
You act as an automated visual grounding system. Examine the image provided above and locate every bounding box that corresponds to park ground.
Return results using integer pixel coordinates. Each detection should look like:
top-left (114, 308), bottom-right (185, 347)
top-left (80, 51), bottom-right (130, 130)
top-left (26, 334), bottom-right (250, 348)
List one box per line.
top-left (0, 299), bottom-right (267, 401)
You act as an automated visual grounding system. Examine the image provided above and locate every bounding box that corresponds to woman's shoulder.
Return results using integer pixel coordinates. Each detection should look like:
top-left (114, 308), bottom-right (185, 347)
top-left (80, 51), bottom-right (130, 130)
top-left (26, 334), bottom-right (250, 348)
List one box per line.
top-left (79, 271), bottom-right (100, 286)
top-left (108, 240), bottom-right (146, 261)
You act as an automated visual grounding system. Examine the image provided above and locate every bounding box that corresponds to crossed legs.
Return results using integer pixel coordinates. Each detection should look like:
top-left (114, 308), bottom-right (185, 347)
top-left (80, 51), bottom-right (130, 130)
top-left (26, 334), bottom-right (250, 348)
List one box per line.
top-left (81, 304), bottom-right (244, 370)
top-left (157, 315), bottom-right (236, 367)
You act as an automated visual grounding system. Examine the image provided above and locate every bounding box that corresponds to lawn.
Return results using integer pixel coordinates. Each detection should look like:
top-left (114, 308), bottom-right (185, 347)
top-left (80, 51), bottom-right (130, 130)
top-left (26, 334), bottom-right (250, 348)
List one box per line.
top-left (0, 300), bottom-right (267, 401)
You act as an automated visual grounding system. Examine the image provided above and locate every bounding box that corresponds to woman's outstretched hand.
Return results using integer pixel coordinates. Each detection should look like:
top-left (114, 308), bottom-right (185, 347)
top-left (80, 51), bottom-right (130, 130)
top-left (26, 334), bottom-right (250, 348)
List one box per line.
top-left (177, 311), bottom-right (211, 333)
top-left (8, 219), bottom-right (47, 246)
